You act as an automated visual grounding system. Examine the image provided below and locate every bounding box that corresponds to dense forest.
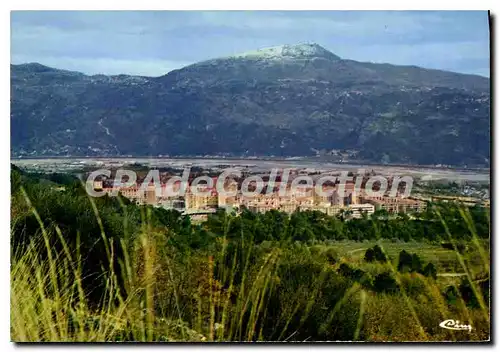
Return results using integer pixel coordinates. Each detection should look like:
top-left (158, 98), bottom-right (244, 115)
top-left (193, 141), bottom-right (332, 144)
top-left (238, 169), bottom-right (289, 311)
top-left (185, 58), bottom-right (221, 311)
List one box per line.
top-left (10, 166), bottom-right (490, 342)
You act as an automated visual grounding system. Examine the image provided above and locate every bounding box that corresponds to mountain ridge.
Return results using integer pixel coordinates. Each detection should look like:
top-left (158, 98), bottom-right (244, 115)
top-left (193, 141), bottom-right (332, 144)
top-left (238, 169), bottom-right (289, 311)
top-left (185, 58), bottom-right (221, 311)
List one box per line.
top-left (12, 41), bottom-right (490, 80)
top-left (10, 43), bottom-right (490, 166)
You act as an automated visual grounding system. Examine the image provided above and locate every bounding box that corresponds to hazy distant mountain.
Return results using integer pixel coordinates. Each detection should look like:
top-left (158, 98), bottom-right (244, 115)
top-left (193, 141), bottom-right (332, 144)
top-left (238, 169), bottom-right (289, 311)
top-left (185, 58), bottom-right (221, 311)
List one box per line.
top-left (11, 43), bottom-right (490, 165)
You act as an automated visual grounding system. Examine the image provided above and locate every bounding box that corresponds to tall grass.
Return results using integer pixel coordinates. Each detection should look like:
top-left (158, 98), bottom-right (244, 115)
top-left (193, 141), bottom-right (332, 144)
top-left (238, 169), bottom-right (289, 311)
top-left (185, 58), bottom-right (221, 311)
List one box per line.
top-left (11, 189), bottom-right (490, 342)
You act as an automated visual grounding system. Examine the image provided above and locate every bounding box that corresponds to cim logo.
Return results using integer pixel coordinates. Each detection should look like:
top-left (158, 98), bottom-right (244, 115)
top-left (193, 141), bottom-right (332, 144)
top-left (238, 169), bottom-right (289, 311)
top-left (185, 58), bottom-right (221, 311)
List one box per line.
top-left (439, 319), bottom-right (472, 332)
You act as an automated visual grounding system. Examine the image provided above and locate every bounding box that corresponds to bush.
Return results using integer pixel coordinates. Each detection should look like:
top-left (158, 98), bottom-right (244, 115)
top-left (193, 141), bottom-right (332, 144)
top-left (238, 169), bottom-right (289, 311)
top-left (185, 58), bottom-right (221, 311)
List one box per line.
top-left (359, 272), bottom-right (374, 290)
top-left (397, 250), bottom-right (412, 272)
top-left (364, 248), bottom-right (376, 262)
top-left (338, 263), bottom-right (352, 277)
top-left (400, 273), bottom-right (426, 296)
top-left (421, 263), bottom-right (437, 279)
top-left (365, 245), bottom-right (387, 263)
top-left (410, 253), bottom-right (423, 273)
top-left (373, 272), bottom-right (399, 293)
top-left (324, 248), bottom-right (339, 265)
top-left (459, 278), bottom-right (482, 309)
top-left (373, 245), bottom-right (387, 262)
top-left (443, 285), bottom-right (459, 305)
top-left (441, 241), bottom-right (467, 253)
top-left (338, 263), bottom-right (363, 281)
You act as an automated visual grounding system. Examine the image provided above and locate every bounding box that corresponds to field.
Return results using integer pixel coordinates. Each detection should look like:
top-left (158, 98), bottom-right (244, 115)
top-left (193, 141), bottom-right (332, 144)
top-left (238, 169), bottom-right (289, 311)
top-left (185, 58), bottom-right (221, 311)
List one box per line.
top-left (327, 240), bottom-right (479, 269)
top-left (310, 240), bottom-right (488, 287)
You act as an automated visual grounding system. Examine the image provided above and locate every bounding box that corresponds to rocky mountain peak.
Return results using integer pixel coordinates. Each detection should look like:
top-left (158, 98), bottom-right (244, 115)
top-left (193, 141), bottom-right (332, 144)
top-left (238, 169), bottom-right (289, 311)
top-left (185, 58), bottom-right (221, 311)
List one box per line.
top-left (228, 43), bottom-right (341, 61)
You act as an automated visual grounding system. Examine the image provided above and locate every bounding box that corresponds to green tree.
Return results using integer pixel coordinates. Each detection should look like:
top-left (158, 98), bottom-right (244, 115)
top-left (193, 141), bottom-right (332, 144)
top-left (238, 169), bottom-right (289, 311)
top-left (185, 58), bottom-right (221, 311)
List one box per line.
top-left (373, 244), bottom-right (387, 262)
top-left (373, 272), bottom-right (399, 293)
top-left (397, 250), bottom-right (413, 273)
top-left (364, 248), bottom-right (376, 262)
top-left (410, 253), bottom-right (423, 273)
top-left (421, 263), bottom-right (437, 279)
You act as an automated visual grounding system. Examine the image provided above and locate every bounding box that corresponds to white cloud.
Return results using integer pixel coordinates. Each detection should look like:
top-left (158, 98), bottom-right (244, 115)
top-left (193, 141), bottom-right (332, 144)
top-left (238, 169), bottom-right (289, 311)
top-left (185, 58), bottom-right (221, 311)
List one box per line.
top-left (10, 54), bottom-right (191, 76)
top-left (10, 11), bottom-right (490, 76)
top-left (341, 41), bottom-right (489, 63)
top-left (197, 11), bottom-right (427, 36)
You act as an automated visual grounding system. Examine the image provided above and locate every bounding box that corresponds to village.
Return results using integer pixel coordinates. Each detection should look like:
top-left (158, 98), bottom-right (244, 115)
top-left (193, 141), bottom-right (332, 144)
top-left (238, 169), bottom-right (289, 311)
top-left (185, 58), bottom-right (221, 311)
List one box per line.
top-left (90, 169), bottom-right (428, 222)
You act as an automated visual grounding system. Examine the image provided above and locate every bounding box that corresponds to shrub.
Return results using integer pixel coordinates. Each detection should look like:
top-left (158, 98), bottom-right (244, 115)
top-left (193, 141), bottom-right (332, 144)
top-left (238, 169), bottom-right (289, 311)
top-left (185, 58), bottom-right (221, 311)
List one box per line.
top-left (373, 272), bottom-right (399, 293)
top-left (338, 263), bottom-right (352, 277)
top-left (359, 272), bottom-right (374, 290)
top-left (324, 248), bottom-right (339, 265)
top-left (444, 285), bottom-right (459, 305)
top-left (373, 245), bottom-right (387, 262)
top-left (397, 250), bottom-right (413, 273)
top-left (421, 263), bottom-right (437, 279)
top-left (459, 278), bottom-right (481, 309)
top-left (364, 248), bottom-right (376, 262)
top-left (400, 273), bottom-right (426, 296)
top-left (365, 245), bottom-right (387, 263)
top-left (410, 253), bottom-right (423, 273)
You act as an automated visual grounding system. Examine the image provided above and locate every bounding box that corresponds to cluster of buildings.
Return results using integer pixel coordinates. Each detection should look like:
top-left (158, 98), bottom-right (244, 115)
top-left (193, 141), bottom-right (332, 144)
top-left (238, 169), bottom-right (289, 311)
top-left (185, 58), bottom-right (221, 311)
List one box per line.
top-left (91, 172), bottom-right (427, 221)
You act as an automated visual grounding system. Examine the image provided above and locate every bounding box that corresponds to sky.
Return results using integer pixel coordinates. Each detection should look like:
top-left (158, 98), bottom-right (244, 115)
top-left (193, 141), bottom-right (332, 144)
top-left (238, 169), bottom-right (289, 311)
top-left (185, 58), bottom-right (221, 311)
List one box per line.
top-left (11, 11), bottom-right (490, 77)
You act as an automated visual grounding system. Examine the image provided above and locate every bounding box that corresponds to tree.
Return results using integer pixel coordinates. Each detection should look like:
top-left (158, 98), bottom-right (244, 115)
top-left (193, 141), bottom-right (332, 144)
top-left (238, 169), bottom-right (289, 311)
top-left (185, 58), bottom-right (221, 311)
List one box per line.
top-left (410, 253), bottom-right (423, 273)
top-left (397, 250), bottom-right (413, 273)
top-left (372, 209), bottom-right (389, 220)
top-left (373, 245), bottom-right (387, 262)
top-left (421, 263), bottom-right (437, 279)
top-left (373, 272), bottom-right (399, 293)
top-left (338, 263), bottom-right (352, 277)
top-left (364, 245), bottom-right (388, 262)
top-left (364, 248), bottom-right (376, 262)
top-left (444, 285), bottom-right (459, 305)
top-left (338, 263), bottom-right (366, 282)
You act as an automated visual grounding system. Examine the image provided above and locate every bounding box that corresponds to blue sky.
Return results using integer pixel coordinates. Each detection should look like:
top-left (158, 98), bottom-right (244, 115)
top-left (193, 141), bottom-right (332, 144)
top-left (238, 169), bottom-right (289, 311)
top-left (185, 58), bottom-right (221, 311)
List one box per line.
top-left (11, 11), bottom-right (490, 77)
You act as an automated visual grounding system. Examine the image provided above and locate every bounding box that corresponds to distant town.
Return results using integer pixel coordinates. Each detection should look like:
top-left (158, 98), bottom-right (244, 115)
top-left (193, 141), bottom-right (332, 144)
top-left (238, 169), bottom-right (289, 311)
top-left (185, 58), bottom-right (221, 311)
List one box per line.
top-left (13, 157), bottom-right (490, 223)
top-left (89, 169), bottom-right (432, 223)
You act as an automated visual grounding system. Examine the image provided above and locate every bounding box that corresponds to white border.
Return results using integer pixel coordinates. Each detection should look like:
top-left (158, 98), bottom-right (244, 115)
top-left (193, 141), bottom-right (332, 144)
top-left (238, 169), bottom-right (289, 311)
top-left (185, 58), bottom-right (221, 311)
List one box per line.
top-left (3, 1), bottom-right (497, 351)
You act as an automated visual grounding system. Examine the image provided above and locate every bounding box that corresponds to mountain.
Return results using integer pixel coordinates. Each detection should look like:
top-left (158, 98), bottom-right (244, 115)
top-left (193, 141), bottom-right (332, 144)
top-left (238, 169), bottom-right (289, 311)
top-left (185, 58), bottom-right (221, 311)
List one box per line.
top-left (11, 43), bottom-right (490, 166)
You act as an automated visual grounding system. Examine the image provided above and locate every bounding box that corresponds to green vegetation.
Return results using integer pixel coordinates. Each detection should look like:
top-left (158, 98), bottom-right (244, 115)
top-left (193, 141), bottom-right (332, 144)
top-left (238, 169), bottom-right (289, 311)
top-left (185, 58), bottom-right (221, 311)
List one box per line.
top-left (10, 166), bottom-right (490, 342)
top-left (364, 245), bottom-right (387, 262)
top-left (417, 180), bottom-right (490, 198)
